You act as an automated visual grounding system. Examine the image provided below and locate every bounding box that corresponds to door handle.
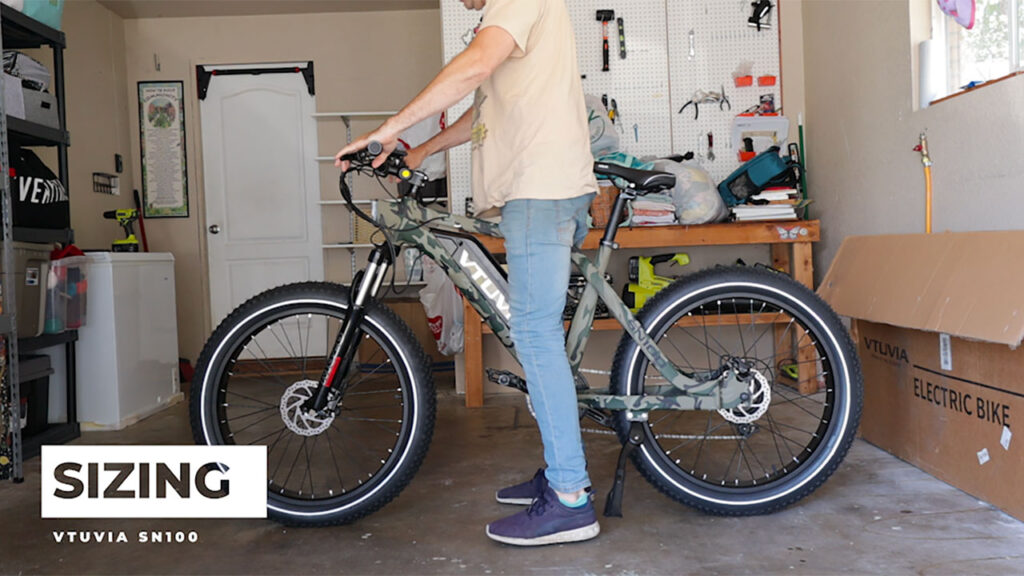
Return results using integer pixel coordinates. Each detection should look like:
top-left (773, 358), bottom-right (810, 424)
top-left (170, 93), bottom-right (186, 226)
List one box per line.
top-left (209, 224), bottom-right (221, 234)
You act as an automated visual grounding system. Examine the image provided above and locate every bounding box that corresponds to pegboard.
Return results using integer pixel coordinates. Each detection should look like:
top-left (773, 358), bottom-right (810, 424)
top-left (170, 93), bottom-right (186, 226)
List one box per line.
top-left (440, 1), bottom-right (782, 212)
top-left (667, 0), bottom-right (781, 184)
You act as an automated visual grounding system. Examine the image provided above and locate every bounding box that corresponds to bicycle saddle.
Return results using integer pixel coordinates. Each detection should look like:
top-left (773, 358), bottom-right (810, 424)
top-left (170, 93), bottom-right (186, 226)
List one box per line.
top-left (593, 162), bottom-right (676, 193)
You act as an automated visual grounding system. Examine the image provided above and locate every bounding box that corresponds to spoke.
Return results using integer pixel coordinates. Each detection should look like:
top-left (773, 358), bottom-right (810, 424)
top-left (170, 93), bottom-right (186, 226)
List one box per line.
top-left (225, 390), bottom-right (276, 408)
top-left (343, 387), bottom-right (403, 397)
top-left (762, 413), bottom-right (809, 454)
top-left (660, 419), bottom-right (730, 455)
top-left (329, 423), bottom-right (379, 480)
top-left (661, 319), bottom-right (700, 373)
top-left (229, 409), bottom-right (280, 436)
top-left (689, 413), bottom-right (714, 475)
top-left (722, 437), bottom-right (742, 484)
top-left (768, 418), bottom-right (819, 437)
top-left (736, 438), bottom-right (757, 483)
top-left (281, 436), bottom-right (308, 490)
top-left (324, 424), bottom-right (347, 493)
top-left (297, 316), bottom-right (308, 379)
top-left (765, 411), bottom-right (789, 468)
top-left (267, 322), bottom-right (298, 367)
top-left (247, 425), bottom-right (287, 447)
top-left (270, 432), bottom-right (296, 480)
top-left (741, 300), bottom-right (769, 358)
top-left (226, 406), bottom-right (277, 421)
top-left (243, 339), bottom-right (293, 389)
top-left (343, 348), bottom-right (393, 392)
top-left (340, 416), bottom-right (403, 438)
top-left (732, 298), bottom-right (747, 356)
top-left (340, 402), bottom-right (402, 412)
top-left (771, 392), bottom-right (826, 420)
top-left (744, 311), bottom-right (790, 357)
top-left (741, 436), bottom-right (772, 480)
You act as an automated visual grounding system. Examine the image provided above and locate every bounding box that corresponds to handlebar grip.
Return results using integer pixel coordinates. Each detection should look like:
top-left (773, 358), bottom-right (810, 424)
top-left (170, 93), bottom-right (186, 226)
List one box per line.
top-left (367, 141), bottom-right (383, 157)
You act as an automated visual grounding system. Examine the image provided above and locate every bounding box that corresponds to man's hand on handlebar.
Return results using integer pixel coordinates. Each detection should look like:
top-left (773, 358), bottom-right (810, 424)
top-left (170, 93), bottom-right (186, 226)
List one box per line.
top-left (403, 145), bottom-right (429, 172)
top-left (335, 126), bottom-right (399, 171)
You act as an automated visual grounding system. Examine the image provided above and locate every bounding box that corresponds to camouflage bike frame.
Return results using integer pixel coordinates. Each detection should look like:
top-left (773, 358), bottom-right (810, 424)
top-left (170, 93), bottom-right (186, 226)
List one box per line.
top-left (354, 190), bottom-right (752, 419)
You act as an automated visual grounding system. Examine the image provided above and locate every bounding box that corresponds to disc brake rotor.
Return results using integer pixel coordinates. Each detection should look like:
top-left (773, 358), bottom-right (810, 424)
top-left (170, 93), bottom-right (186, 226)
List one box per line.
top-left (280, 380), bottom-right (335, 436)
top-left (718, 370), bottom-right (771, 424)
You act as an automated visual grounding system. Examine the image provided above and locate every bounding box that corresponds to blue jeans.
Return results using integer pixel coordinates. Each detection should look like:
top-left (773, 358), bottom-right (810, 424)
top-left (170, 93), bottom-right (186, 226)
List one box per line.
top-left (499, 193), bottom-right (595, 494)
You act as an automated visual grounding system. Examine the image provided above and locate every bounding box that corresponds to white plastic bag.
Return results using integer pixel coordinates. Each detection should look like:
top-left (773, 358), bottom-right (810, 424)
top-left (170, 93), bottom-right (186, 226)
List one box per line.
top-left (585, 94), bottom-right (620, 157)
top-left (653, 159), bottom-right (729, 224)
top-left (418, 257), bottom-right (463, 355)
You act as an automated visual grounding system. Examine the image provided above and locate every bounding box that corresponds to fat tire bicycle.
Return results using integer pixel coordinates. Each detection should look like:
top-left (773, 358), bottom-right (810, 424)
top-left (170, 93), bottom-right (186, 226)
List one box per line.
top-left (190, 142), bottom-right (863, 526)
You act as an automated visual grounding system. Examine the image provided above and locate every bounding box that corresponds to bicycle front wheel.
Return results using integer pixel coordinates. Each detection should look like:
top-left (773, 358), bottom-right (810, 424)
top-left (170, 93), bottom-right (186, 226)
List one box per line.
top-left (610, 267), bottom-right (862, 515)
top-left (190, 282), bottom-right (435, 526)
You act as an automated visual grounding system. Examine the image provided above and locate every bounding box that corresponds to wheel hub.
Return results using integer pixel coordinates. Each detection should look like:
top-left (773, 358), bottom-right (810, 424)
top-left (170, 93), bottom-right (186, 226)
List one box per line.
top-left (280, 380), bottom-right (335, 436)
top-left (718, 369), bottom-right (771, 424)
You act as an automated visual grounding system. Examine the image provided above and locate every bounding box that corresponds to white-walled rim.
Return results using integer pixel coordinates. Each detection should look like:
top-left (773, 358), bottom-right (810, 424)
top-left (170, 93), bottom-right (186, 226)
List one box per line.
top-left (625, 281), bottom-right (852, 507)
top-left (199, 297), bottom-right (421, 518)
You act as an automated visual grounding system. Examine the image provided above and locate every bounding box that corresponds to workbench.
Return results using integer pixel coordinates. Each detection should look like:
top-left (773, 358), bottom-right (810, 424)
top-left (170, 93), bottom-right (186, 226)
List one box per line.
top-left (459, 220), bottom-right (821, 407)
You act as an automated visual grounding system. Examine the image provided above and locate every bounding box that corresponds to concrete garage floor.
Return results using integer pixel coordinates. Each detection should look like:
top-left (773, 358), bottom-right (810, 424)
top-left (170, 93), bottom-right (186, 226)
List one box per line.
top-left (2, 377), bottom-right (1024, 575)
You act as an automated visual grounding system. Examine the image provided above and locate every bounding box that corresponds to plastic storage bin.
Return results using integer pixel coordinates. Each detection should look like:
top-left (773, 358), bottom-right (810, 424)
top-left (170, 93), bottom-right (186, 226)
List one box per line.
top-left (3, 242), bottom-right (50, 337)
top-left (44, 254), bottom-right (86, 333)
top-left (21, 0), bottom-right (64, 30)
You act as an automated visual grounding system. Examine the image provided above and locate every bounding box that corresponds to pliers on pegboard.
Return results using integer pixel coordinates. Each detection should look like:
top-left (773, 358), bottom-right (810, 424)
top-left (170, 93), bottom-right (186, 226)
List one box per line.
top-left (677, 86), bottom-right (730, 119)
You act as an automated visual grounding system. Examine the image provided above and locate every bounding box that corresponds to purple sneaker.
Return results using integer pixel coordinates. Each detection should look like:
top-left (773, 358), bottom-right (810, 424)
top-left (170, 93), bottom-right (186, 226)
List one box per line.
top-left (495, 469), bottom-right (547, 505)
top-left (486, 485), bottom-right (600, 546)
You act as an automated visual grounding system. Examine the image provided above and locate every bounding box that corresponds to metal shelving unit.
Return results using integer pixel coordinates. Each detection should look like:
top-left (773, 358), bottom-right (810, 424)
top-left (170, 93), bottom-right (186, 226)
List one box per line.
top-left (0, 6), bottom-right (77, 482)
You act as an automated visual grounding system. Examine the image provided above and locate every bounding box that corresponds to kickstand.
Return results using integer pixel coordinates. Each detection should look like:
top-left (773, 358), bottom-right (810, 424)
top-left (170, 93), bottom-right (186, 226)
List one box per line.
top-left (604, 421), bottom-right (645, 517)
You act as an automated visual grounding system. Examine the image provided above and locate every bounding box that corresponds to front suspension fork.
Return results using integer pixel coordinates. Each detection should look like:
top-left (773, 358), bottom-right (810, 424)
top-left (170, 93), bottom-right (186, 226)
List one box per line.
top-left (309, 246), bottom-right (392, 412)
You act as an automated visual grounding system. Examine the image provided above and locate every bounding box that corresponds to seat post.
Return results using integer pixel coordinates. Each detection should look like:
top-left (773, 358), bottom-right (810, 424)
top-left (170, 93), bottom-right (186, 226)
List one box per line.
top-left (601, 187), bottom-right (633, 246)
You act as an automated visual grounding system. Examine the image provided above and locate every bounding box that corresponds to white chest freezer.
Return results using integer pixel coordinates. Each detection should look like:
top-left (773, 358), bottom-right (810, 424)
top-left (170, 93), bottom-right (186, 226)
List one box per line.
top-left (76, 252), bottom-right (182, 430)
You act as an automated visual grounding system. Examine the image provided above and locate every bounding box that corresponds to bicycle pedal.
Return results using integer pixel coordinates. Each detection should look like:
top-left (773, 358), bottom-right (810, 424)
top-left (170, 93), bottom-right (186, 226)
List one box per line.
top-left (485, 369), bottom-right (528, 394)
top-left (582, 408), bottom-right (614, 428)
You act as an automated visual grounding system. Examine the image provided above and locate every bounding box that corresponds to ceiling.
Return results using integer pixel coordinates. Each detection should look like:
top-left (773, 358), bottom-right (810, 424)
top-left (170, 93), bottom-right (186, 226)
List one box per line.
top-left (98, 0), bottom-right (440, 19)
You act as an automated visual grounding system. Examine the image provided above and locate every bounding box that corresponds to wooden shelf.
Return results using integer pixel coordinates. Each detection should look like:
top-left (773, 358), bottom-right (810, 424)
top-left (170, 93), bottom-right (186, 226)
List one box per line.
top-left (474, 220), bottom-right (820, 254)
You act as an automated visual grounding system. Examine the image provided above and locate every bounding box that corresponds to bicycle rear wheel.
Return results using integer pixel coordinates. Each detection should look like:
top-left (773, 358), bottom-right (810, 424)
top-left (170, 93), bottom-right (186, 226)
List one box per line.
top-left (610, 267), bottom-right (862, 515)
top-left (190, 282), bottom-right (435, 526)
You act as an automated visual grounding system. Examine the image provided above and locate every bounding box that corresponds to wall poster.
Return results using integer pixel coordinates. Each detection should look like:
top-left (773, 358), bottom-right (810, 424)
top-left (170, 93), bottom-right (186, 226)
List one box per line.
top-left (139, 81), bottom-right (189, 218)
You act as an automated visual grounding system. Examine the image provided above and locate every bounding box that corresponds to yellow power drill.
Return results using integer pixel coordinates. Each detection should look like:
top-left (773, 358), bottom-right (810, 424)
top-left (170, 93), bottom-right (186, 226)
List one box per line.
top-left (103, 209), bottom-right (140, 252)
top-left (621, 253), bottom-right (689, 313)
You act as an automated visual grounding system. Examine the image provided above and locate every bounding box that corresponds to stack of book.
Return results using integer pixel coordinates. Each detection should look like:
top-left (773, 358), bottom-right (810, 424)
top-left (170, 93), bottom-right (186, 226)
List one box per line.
top-left (730, 187), bottom-right (806, 221)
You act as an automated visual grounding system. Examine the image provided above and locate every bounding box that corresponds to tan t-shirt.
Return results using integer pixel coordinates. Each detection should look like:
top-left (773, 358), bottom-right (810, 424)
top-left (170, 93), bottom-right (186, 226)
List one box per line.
top-left (471, 0), bottom-right (598, 211)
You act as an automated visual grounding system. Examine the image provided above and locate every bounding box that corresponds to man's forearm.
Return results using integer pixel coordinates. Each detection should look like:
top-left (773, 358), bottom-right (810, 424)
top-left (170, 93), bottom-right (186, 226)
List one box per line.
top-left (418, 109), bottom-right (473, 157)
top-left (381, 28), bottom-right (513, 139)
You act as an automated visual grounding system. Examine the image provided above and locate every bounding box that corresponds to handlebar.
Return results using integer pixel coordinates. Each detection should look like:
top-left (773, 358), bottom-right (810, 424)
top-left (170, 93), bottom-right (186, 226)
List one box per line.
top-left (338, 141), bottom-right (428, 208)
top-left (340, 141), bottom-right (418, 183)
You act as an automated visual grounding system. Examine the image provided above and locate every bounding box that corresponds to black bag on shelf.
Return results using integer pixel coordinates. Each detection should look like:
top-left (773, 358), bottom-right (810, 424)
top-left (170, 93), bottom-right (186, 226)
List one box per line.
top-left (10, 148), bottom-right (69, 229)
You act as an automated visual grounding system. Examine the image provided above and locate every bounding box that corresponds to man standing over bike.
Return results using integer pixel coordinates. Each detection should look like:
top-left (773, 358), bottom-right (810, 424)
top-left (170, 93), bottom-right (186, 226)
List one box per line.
top-left (336, 0), bottom-right (599, 546)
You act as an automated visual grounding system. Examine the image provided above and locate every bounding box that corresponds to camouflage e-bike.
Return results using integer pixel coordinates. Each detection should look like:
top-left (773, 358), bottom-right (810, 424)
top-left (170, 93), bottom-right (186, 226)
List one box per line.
top-left (190, 143), bottom-right (862, 526)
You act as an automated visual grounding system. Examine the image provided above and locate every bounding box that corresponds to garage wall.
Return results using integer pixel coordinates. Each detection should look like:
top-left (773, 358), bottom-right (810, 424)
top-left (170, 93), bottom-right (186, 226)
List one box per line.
top-left (802, 0), bottom-right (1024, 280)
top-left (115, 9), bottom-right (443, 361)
top-left (35, 0), bottom-right (136, 251)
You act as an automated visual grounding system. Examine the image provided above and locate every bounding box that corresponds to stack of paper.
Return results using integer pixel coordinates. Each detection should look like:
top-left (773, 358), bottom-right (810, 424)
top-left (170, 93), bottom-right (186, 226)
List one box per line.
top-left (731, 187), bottom-right (804, 221)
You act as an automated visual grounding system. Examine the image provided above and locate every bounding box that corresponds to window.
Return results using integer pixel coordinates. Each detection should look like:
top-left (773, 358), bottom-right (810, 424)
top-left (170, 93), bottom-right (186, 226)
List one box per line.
top-left (931, 0), bottom-right (1022, 100)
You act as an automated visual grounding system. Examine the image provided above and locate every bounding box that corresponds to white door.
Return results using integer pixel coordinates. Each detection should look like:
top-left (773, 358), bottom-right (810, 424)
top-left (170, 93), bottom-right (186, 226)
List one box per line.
top-left (199, 63), bottom-right (324, 330)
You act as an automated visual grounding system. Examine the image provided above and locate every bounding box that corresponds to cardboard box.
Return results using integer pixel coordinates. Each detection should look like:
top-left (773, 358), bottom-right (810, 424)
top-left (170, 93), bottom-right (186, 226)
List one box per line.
top-left (819, 232), bottom-right (1023, 521)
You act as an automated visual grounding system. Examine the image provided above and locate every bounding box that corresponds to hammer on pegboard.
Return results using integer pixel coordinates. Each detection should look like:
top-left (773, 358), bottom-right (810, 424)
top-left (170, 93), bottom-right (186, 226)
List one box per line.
top-left (597, 10), bottom-right (615, 71)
